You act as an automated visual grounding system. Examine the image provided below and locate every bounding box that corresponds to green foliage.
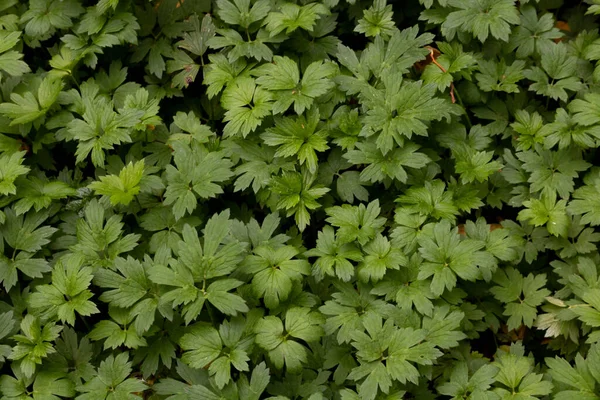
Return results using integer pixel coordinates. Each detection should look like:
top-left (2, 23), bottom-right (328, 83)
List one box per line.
top-left (1, 0), bottom-right (600, 399)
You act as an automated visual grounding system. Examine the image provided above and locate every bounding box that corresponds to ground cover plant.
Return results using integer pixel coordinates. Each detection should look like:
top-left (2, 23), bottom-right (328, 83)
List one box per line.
top-left (4, 0), bottom-right (600, 398)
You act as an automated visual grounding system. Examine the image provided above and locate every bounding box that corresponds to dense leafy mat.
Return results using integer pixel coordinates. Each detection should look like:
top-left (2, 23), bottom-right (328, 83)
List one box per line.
top-left (4, 0), bottom-right (600, 398)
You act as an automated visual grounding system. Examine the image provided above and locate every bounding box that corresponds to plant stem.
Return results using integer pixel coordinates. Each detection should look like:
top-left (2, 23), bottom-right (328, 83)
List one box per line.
top-left (453, 87), bottom-right (472, 129)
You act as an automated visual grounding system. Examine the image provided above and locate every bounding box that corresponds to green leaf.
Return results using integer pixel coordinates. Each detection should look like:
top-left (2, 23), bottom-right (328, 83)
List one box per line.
top-left (355, 0), bottom-right (396, 38)
top-left (509, 5), bottom-right (562, 58)
top-left (518, 193), bottom-right (569, 237)
top-left (476, 59), bottom-right (525, 93)
top-left (9, 315), bottom-right (62, 378)
top-left (180, 325), bottom-right (223, 370)
top-left (264, 2), bottom-right (329, 37)
top-left (254, 307), bottom-right (324, 373)
top-left (524, 42), bottom-right (583, 101)
top-left (215, 0), bottom-right (271, 29)
top-left (345, 141), bottom-right (431, 183)
top-left (0, 151), bottom-right (30, 196)
top-left (417, 219), bottom-right (485, 296)
top-left (336, 171), bottom-right (369, 204)
top-left (444, 0), bottom-right (520, 42)
top-left (493, 344), bottom-right (553, 397)
top-left (568, 176), bottom-right (600, 226)
top-left (360, 75), bottom-right (461, 154)
top-left (244, 245), bottom-right (309, 309)
top-left (76, 353), bottom-right (146, 399)
top-left (396, 180), bottom-right (460, 222)
top-left (325, 200), bottom-right (386, 245)
top-left (255, 57), bottom-right (336, 115)
top-left (270, 170), bottom-right (330, 232)
top-left (221, 77), bottom-right (273, 138)
top-left (163, 143), bottom-right (234, 220)
top-left (89, 160), bottom-right (145, 206)
top-left (28, 259), bottom-right (99, 326)
top-left (261, 107), bottom-right (329, 173)
top-left (305, 225), bottom-right (363, 282)
top-left (357, 234), bottom-right (406, 283)
top-left (490, 267), bottom-right (550, 331)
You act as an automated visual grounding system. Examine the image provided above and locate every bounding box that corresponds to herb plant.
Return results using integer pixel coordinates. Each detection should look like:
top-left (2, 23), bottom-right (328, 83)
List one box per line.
top-left (2, 0), bottom-right (600, 398)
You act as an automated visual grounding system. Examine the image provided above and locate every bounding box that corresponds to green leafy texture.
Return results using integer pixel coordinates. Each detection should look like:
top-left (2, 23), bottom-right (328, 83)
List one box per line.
top-left (336, 171), bottom-right (370, 204)
top-left (207, 27), bottom-right (277, 63)
top-left (66, 94), bottom-right (143, 167)
top-left (325, 200), bottom-right (386, 246)
top-left (48, 326), bottom-right (95, 385)
top-left (372, 254), bottom-right (434, 316)
top-left (0, 30), bottom-right (30, 81)
top-left (517, 146), bottom-right (590, 199)
top-left (20, 0), bottom-right (84, 38)
top-left (348, 313), bottom-right (442, 400)
top-left (336, 26), bottom-right (433, 93)
top-left (254, 307), bottom-right (324, 373)
top-left (444, 0), bottom-right (520, 42)
top-left (417, 219), bottom-right (485, 296)
top-left (0, 311), bottom-right (15, 363)
top-left (13, 176), bottom-right (77, 215)
top-left (320, 282), bottom-right (394, 345)
top-left (254, 56), bottom-right (336, 115)
top-left (215, 0), bottom-right (271, 29)
top-left (264, 2), bottom-right (329, 37)
top-left (360, 72), bottom-right (461, 154)
top-left (148, 210), bottom-right (248, 324)
top-left (355, 0), bottom-right (396, 38)
top-left (88, 306), bottom-right (147, 350)
top-left (568, 174), bottom-right (600, 226)
top-left (269, 170), bottom-right (330, 232)
top-left (163, 142), bottom-right (234, 220)
top-left (0, 371), bottom-right (76, 400)
top-left (510, 111), bottom-right (552, 151)
top-left (203, 54), bottom-right (252, 98)
top-left (437, 361), bottom-right (498, 399)
top-left (357, 234), bottom-right (406, 283)
top-left (396, 180), bottom-right (460, 223)
top-left (490, 268), bottom-right (550, 331)
top-left (305, 225), bottom-right (363, 282)
top-left (454, 147), bottom-right (503, 184)
top-left (180, 318), bottom-right (252, 389)
top-left (421, 42), bottom-right (476, 91)
top-left (230, 139), bottom-right (295, 194)
top-left (0, 75), bottom-right (63, 125)
top-left (546, 343), bottom-right (600, 399)
top-left (492, 343), bottom-right (553, 398)
top-left (523, 42), bottom-right (583, 101)
top-left (243, 245), bottom-right (309, 309)
top-left (9, 315), bottom-right (62, 378)
top-left (518, 193), bottom-right (569, 237)
top-left (0, 151), bottom-right (30, 196)
top-left (476, 59), bottom-right (525, 94)
top-left (94, 256), bottom-right (161, 336)
top-left (261, 107), bottom-right (329, 173)
top-left (28, 258), bottom-right (99, 325)
top-left (463, 218), bottom-right (522, 279)
top-left (344, 140), bottom-right (431, 184)
top-left (546, 215), bottom-right (600, 259)
top-left (569, 93), bottom-right (600, 127)
top-left (68, 199), bottom-right (141, 269)
top-left (75, 353), bottom-right (147, 400)
top-left (220, 77), bottom-right (273, 138)
top-left (89, 160), bottom-right (145, 206)
top-left (0, 207), bottom-right (55, 291)
top-left (509, 5), bottom-right (562, 58)
top-left (544, 108), bottom-right (600, 150)
top-left (1, 0), bottom-right (600, 398)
